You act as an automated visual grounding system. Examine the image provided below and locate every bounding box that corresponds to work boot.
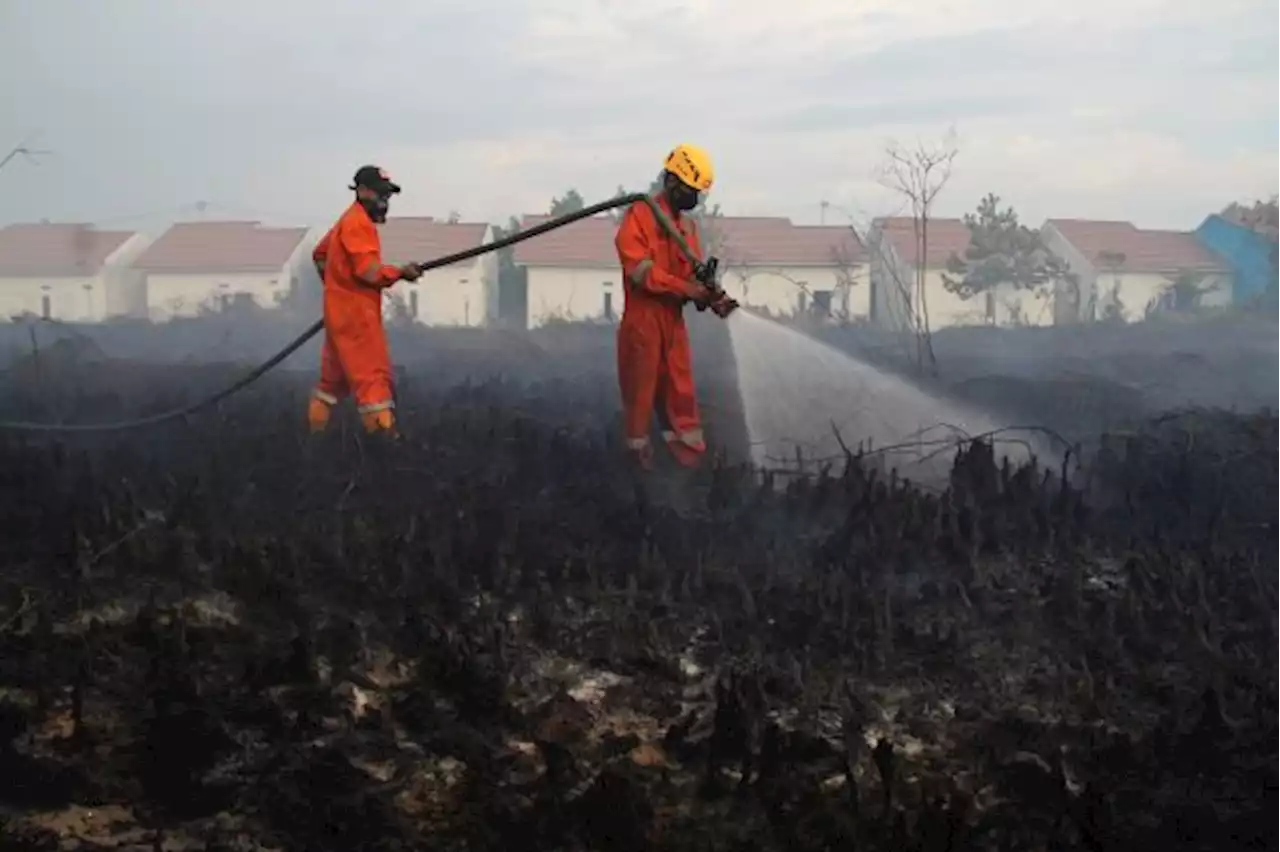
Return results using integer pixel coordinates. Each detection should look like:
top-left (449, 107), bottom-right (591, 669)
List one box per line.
top-left (626, 442), bottom-right (654, 472)
top-left (666, 443), bottom-right (705, 469)
top-left (307, 397), bottom-right (333, 434)
top-left (360, 408), bottom-right (401, 441)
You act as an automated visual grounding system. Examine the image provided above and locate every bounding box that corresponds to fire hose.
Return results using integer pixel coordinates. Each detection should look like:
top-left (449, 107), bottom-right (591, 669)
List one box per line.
top-left (0, 192), bottom-right (736, 433)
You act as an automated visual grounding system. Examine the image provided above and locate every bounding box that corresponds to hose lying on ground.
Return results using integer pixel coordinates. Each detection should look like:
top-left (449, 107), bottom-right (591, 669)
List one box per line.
top-left (0, 192), bottom-right (705, 434)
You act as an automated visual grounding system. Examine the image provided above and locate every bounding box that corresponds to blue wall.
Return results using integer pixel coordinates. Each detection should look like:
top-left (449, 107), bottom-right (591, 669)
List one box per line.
top-left (1195, 214), bottom-right (1277, 309)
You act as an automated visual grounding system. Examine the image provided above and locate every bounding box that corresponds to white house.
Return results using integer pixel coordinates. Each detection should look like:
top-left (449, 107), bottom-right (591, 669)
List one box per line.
top-left (376, 217), bottom-right (497, 327)
top-left (867, 216), bottom-right (1056, 331)
top-left (512, 212), bottom-right (866, 330)
top-left (0, 222), bottom-right (152, 322)
top-left (707, 217), bottom-right (867, 320)
top-left (512, 215), bottom-right (624, 328)
top-left (1040, 219), bottom-right (1233, 323)
top-left (133, 221), bottom-right (311, 321)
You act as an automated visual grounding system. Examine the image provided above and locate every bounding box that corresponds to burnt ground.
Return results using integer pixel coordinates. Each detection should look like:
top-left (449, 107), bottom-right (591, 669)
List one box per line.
top-left (804, 312), bottom-right (1278, 444)
top-left (0, 317), bottom-right (1276, 851)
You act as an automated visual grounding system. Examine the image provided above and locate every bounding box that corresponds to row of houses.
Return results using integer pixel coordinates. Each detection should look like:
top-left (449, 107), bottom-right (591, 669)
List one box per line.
top-left (0, 207), bottom-right (1272, 330)
top-left (514, 211), bottom-right (1272, 329)
top-left (869, 217), bottom-right (1239, 329)
top-left (0, 218), bottom-right (497, 326)
top-left (512, 214), bottom-right (864, 327)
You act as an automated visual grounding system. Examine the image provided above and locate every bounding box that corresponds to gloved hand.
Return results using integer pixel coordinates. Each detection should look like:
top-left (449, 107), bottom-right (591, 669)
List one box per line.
top-left (685, 281), bottom-right (716, 308)
top-left (710, 293), bottom-right (739, 318)
top-left (399, 263), bottom-right (423, 282)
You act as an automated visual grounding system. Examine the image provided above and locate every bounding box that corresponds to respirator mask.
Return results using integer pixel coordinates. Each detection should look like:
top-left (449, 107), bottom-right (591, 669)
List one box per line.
top-left (669, 182), bottom-right (700, 212)
top-left (361, 192), bottom-right (392, 224)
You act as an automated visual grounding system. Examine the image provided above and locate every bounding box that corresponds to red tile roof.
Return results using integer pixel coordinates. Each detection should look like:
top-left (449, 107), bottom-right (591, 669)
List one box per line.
top-left (1047, 219), bottom-right (1227, 273)
top-left (512, 215), bottom-right (619, 267)
top-left (512, 213), bottom-right (864, 268)
top-left (871, 217), bottom-right (972, 268)
top-left (707, 219), bottom-right (864, 267)
top-left (0, 223), bottom-right (138, 276)
top-left (375, 217), bottom-right (490, 267)
top-left (133, 221), bottom-right (308, 273)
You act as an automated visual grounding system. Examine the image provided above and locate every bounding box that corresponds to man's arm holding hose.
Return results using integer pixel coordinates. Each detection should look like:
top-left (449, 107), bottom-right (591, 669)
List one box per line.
top-left (339, 216), bottom-right (421, 287)
top-left (616, 206), bottom-right (710, 302)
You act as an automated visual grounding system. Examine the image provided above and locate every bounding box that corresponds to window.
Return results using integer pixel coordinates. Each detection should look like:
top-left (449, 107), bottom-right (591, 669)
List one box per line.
top-left (603, 291), bottom-right (614, 320)
top-left (41, 295), bottom-right (51, 320)
top-left (409, 290), bottom-right (419, 319)
top-left (812, 290), bottom-right (832, 316)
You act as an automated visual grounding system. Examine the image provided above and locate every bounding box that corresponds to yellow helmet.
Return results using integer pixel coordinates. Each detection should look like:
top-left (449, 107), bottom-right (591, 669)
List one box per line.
top-left (663, 144), bottom-right (715, 193)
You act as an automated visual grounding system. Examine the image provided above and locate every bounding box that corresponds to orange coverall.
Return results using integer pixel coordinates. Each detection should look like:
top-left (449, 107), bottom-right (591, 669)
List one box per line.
top-left (614, 195), bottom-right (707, 467)
top-left (308, 201), bottom-right (404, 433)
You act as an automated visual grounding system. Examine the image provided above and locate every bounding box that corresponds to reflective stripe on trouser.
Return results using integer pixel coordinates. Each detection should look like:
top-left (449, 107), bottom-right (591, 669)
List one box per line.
top-left (358, 400), bottom-right (395, 433)
top-left (617, 314), bottom-right (705, 469)
top-left (662, 428), bottom-right (705, 448)
top-left (625, 437), bottom-right (654, 470)
top-left (661, 428), bottom-right (706, 467)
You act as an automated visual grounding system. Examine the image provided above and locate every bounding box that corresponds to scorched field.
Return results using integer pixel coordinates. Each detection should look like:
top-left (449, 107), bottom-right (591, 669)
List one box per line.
top-left (0, 318), bottom-right (1275, 852)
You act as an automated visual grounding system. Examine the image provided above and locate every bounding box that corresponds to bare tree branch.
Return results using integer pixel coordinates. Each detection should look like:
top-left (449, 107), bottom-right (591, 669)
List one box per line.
top-left (0, 130), bottom-right (53, 174)
top-left (870, 130), bottom-right (959, 376)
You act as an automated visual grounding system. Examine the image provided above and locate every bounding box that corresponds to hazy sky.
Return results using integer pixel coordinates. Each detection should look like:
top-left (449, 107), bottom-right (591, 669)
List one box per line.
top-left (1, 0), bottom-right (1275, 235)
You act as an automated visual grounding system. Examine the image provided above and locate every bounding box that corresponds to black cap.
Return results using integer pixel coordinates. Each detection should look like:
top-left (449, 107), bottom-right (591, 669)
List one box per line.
top-left (350, 165), bottom-right (402, 195)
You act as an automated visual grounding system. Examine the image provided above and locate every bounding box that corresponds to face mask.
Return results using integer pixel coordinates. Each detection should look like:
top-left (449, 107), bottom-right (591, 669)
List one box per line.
top-left (669, 183), bottom-right (700, 212)
top-left (361, 194), bottom-right (391, 223)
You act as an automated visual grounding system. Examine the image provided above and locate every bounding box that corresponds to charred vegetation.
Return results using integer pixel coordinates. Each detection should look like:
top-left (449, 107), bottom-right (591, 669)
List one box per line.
top-left (0, 336), bottom-right (1275, 851)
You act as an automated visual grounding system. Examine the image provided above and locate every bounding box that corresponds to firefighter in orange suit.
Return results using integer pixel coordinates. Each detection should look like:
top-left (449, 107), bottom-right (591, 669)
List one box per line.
top-left (614, 144), bottom-right (735, 470)
top-left (308, 166), bottom-right (422, 436)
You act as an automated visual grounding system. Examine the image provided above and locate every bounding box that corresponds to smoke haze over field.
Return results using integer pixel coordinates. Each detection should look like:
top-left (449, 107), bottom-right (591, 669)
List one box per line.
top-left (1, 0), bottom-right (1275, 232)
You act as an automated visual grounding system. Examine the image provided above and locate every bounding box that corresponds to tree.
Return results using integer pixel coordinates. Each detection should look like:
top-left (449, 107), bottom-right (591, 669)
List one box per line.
top-left (384, 291), bottom-right (416, 327)
top-left (1095, 251), bottom-right (1127, 322)
top-left (1221, 196), bottom-right (1278, 241)
top-left (0, 132), bottom-right (51, 174)
top-left (491, 215), bottom-right (527, 328)
top-left (829, 233), bottom-right (865, 324)
top-left (607, 184), bottom-right (632, 224)
top-left (1156, 270), bottom-right (1213, 314)
top-left (1221, 196), bottom-right (1278, 304)
top-left (942, 193), bottom-right (1073, 324)
top-left (694, 201), bottom-right (726, 258)
top-left (873, 131), bottom-right (958, 376)
top-left (446, 210), bottom-right (461, 224)
top-left (549, 189), bottom-right (585, 217)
